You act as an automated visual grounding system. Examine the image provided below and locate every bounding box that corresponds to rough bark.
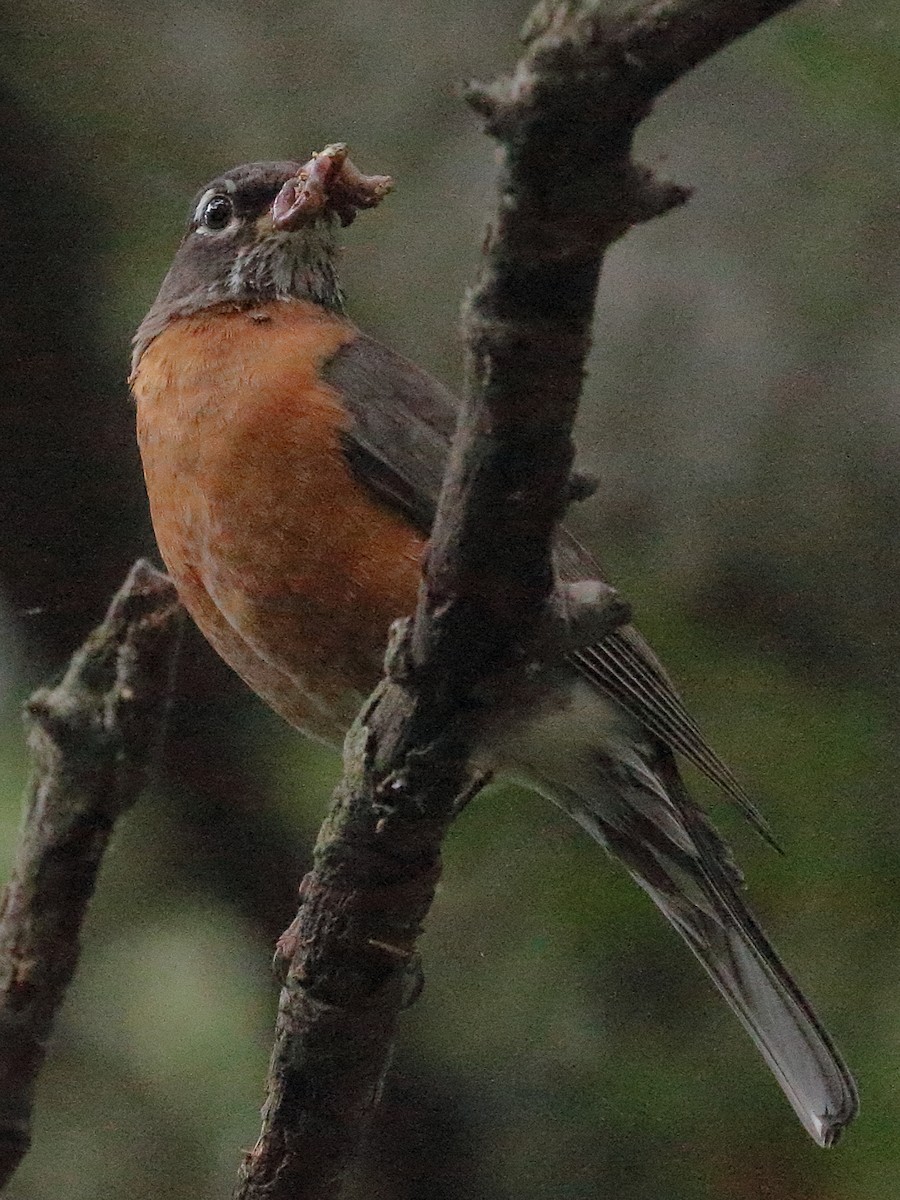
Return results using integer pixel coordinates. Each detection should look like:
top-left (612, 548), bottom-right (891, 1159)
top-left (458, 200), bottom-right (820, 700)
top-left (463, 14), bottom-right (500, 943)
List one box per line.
top-left (233, 2), bottom-right (802, 1198)
top-left (0, 562), bottom-right (183, 1190)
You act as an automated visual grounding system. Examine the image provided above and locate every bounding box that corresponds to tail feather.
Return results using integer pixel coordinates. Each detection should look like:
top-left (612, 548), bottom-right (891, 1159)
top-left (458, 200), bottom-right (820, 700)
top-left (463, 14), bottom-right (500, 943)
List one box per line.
top-left (499, 674), bottom-right (858, 1145)
top-left (595, 796), bottom-right (864, 1142)
top-left (570, 759), bottom-right (858, 1146)
top-left (633, 843), bottom-right (858, 1146)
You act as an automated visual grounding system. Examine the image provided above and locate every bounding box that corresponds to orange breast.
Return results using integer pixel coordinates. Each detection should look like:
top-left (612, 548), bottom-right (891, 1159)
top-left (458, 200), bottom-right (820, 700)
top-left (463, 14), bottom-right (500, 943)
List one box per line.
top-left (132, 300), bottom-right (424, 744)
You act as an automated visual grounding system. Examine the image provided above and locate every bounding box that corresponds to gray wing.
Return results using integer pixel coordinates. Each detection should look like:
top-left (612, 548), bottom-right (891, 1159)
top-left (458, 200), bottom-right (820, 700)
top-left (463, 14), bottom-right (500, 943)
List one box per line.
top-left (325, 333), bottom-right (771, 840)
top-left (555, 532), bottom-right (778, 848)
top-left (324, 331), bottom-right (455, 530)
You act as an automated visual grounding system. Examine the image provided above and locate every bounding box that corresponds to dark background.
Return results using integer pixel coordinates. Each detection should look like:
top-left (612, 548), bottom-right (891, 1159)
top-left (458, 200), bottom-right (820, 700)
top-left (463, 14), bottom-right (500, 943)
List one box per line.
top-left (1, 1), bottom-right (897, 1197)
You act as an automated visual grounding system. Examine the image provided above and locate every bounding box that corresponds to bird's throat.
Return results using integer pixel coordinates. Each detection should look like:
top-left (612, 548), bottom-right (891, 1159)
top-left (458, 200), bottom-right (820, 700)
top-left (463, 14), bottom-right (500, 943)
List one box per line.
top-left (132, 222), bottom-right (344, 373)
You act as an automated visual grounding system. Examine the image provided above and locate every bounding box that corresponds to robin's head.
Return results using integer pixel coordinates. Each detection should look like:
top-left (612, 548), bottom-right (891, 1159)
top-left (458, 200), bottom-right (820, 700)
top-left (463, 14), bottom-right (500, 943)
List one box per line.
top-left (133, 146), bottom-right (391, 368)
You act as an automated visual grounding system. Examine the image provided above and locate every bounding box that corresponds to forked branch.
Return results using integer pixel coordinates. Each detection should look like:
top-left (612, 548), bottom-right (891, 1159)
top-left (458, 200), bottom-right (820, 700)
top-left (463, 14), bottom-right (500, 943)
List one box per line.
top-left (233, 1), bottom-right (801, 1198)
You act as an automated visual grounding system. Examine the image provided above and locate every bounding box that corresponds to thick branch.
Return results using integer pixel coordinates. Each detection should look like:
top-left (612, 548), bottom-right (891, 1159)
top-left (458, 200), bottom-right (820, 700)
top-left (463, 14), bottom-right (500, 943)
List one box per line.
top-left (234, 2), bottom-right (801, 1197)
top-left (0, 561), bottom-right (183, 1191)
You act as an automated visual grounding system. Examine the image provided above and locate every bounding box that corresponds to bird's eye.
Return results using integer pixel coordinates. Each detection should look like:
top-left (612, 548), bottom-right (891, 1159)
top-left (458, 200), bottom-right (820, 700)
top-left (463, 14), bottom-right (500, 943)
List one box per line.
top-left (201, 195), bottom-right (234, 230)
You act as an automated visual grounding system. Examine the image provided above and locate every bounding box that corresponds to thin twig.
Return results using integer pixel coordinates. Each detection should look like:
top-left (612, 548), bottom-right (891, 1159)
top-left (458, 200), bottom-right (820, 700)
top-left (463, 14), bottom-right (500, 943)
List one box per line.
top-left (0, 560), bottom-right (183, 1191)
top-left (234, 1), bottom-right (801, 1197)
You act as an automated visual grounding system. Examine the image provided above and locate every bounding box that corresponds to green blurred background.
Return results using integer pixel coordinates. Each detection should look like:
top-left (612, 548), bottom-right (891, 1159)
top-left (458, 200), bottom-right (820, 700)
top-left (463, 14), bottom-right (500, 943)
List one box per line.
top-left (1, 1), bottom-right (897, 1196)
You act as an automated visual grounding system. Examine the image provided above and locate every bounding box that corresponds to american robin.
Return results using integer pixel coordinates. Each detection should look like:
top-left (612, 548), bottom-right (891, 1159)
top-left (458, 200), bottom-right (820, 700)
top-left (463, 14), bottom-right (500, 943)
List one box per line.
top-left (131, 145), bottom-right (858, 1145)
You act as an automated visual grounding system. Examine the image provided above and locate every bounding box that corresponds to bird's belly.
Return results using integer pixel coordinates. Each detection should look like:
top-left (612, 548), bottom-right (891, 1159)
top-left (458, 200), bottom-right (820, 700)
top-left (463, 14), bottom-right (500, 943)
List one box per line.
top-left (132, 302), bottom-right (424, 743)
top-left (482, 676), bottom-right (640, 776)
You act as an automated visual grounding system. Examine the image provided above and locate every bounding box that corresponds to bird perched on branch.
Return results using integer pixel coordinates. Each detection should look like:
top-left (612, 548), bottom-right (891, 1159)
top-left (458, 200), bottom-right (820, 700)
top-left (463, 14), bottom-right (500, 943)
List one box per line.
top-left (131, 145), bottom-right (857, 1147)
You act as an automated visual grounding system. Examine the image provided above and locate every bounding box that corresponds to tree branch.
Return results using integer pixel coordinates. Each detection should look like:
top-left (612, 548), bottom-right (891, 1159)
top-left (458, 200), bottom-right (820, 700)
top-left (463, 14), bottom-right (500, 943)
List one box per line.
top-left (0, 560), bottom-right (183, 1191)
top-left (234, 1), bottom-right (802, 1198)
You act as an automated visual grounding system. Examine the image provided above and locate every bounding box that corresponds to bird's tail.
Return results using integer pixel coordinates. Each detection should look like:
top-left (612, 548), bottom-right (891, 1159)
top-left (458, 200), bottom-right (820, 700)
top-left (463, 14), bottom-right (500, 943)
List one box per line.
top-left (572, 761), bottom-right (858, 1146)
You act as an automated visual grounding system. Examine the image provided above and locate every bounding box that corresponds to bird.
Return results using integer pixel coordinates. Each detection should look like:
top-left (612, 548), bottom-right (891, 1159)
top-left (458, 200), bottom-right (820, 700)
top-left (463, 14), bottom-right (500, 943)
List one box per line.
top-left (130, 147), bottom-right (858, 1147)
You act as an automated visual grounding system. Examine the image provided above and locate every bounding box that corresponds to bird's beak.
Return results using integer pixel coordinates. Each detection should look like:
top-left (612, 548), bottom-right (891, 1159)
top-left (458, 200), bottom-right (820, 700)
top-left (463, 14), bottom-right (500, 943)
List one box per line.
top-left (272, 144), bottom-right (392, 231)
top-left (271, 172), bottom-right (314, 232)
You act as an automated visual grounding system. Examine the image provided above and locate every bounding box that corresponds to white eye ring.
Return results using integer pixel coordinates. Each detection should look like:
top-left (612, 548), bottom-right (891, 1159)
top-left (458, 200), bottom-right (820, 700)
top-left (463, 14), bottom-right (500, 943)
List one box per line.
top-left (193, 178), bottom-right (238, 230)
top-left (200, 195), bottom-right (234, 230)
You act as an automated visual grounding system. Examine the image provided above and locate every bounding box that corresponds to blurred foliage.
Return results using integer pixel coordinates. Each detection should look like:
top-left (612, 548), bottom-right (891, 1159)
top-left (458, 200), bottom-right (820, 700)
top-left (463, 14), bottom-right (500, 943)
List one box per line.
top-left (1, 1), bottom-right (899, 1198)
